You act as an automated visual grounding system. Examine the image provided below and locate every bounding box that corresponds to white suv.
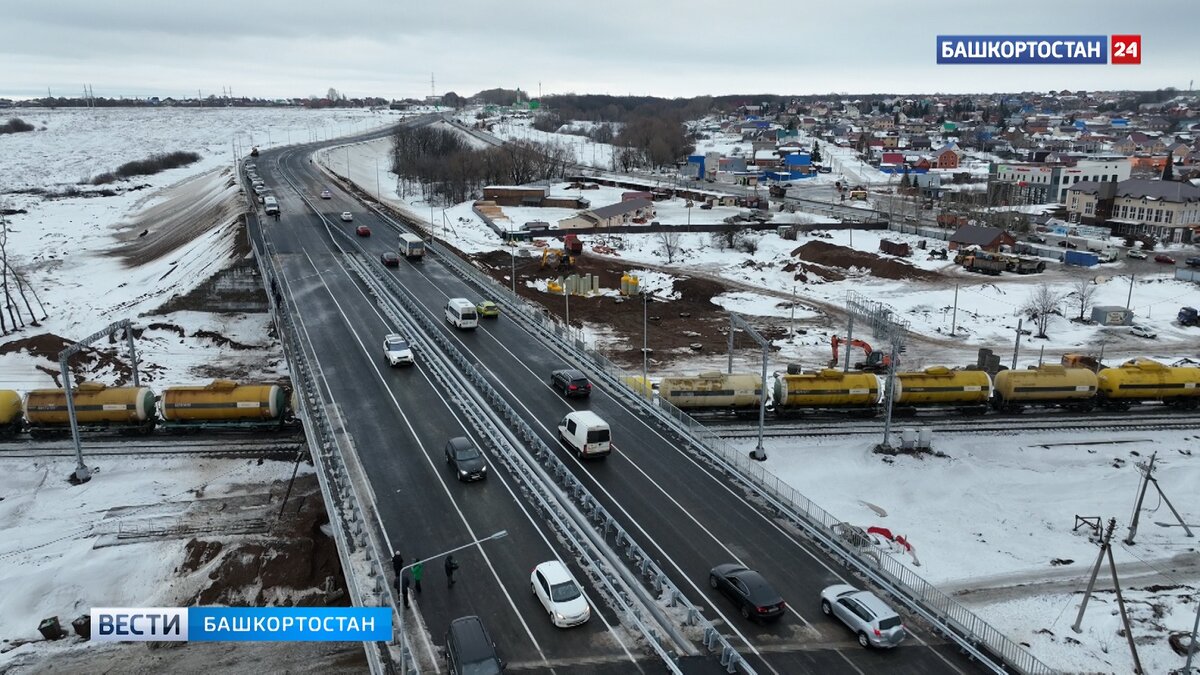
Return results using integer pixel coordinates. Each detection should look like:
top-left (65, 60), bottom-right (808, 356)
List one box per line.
top-left (383, 334), bottom-right (414, 366)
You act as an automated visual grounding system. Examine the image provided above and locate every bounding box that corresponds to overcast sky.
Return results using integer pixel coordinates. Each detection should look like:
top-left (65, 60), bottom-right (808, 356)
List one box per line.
top-left (3, 0), bottom-right (1195, 101)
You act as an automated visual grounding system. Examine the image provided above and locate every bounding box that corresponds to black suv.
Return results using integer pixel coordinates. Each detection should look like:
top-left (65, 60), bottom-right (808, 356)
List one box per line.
top-left (1186, 257), bottom-right (1200, 268)
top-left (446, 616), bottom-right (503, 674)
top-left (445, 437), bottom-right (487, 482)
top-left (550, 369), bottom-right (592, 398)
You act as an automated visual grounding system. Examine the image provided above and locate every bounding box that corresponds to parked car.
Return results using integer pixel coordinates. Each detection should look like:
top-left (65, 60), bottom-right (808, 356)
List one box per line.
top-left (1130, 324), bottom-right (1157, 339)
top-left (1056, 240), bottom-right (1078, 249)
top-left (444, 437), bottom-right (487, 482)
top-left (340, 211), bottom-right (354, 222)
top-left (356, 225), bottom-right (371, 237)
top-left (1154, 254), bottom-right (1176, 264)
top-left (1126, 249), bottom-right (1147, 260)
top-left (383, 334), bottom-right (414, 366)
top-left (530, 561), bottom-right (591, 628)
top-left (709, 564), bottom-right (786, 622)
top-left (476, 300), bottom-right (500, 318)
top-left (320, 189), bottom-right (332, 199)
top-left (1185, 257), bottom-right (1200, 268)
top-left (820, 584), bottom-right (906, 649)
top-left (550, 369), bottom-right (592, 398)
top-left (1027, 234), bottom-right (1047, 244)
top-left (381, 252), bottom-right (400, 267)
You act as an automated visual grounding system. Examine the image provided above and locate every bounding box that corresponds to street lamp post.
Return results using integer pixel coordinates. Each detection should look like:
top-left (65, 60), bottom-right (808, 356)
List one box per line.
top-left (564, 283), bottom-right (571, 339)
top-left (397, 530), bottom-right (508, 674)
top-left (642, 291), bottom-right (650, 396)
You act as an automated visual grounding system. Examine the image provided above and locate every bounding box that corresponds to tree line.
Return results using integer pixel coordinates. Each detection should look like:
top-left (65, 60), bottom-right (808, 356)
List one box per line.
top-left (389, 125), bottom-right (574, 205)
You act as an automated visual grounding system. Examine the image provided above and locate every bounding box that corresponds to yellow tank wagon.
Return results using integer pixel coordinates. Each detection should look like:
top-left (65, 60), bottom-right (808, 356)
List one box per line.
top-left (773, 369), bottom-right (879, 414)
top-left (161, 380), bottom-right (288, 427)
top-left (23, 382), bottom-right (156, 433)
top-left (0, 390), bottom-right (24, 435)
top-left (1097, 359), bottom-right (1200, 409)
top-left (659, 373), bottom-right (762, 411)
top-left (992, 365), bottom-right (1097, 412)
top-left (893, 367), bottom-right (991, 413)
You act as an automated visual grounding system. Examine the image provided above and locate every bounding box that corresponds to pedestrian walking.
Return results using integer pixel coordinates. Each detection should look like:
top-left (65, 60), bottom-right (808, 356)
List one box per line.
top-left (400, 571), bottom-right (411, 609)
top-left (391, 551), bottom-right (404, 579)
top-left (444, 555), bottom-right (459, 588)
top-left (412, 559), bottom-right (424, 593)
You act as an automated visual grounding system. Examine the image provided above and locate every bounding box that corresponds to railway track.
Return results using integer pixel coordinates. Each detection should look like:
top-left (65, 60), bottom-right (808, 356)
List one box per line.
top-left (0, 434), bottom-right (307, 459)
top-left (706, 410), bottom-right (1200, 439)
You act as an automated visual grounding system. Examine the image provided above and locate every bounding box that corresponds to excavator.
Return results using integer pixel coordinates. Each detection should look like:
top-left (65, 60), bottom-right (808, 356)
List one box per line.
top-left (829, 336), bottom-right (892, 372)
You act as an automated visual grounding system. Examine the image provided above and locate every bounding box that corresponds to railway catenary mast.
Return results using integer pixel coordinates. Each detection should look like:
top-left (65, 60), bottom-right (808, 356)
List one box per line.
top-left (845, 291), bottom-right (909, 450)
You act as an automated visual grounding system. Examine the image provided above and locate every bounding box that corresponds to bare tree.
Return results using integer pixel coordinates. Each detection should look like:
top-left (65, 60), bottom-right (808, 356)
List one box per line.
top-left (1071, 277), bottom-right (1098, 321)
top-left (657, 231), bottom-right (682, 264)
top-left (1022, 283), bottom-right (1067, 338)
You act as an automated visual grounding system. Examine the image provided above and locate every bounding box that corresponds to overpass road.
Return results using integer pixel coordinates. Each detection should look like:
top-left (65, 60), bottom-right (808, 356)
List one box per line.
top-left (249, 125), bottom-right (991, 674)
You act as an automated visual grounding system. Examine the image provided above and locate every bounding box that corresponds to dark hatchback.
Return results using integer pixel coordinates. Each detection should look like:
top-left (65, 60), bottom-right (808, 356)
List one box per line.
top-left (550, 369), bottom-right (592, 398)
top-left (445, 437), bottom-right (487, 482)
top-left (381, 252), bottom-right (400, 267)
top-left (709, 563), bottom-right (786, 622)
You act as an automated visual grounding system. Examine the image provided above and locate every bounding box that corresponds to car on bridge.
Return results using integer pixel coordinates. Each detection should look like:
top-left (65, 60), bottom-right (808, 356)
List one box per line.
top-left (320, 189), bottom-right (332, 199)
top-left (383, 334), bottom-right (414, 366)
top-left (708, 564), bottom-right (786, 622)
top-left (476, 300), bottom-right (500, 318)
top-left (380, 252), bottom-right (400, 267)
top-left (550, 369), bottom-right (591, 398)
top-left (530, 561), bottom-right (591, 628)
top-left (445, 436), bottom-right (487, 482)
top-left (820, 584), bottom-right (906, 648)
top-left (340, 211), bottom-right (354, 222)
top-left (445, 616), bottom-right (503, 674)
top-left (356, 225), bottom-right (371, 237)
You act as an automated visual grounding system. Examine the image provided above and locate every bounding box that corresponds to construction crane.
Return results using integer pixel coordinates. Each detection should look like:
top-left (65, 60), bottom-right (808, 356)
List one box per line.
top-left (830, 335), bottom-right (891, 372)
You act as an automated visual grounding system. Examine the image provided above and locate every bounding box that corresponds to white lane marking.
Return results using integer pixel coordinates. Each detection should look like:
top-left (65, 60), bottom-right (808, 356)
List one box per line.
top-left (326, 255), bottom-right (645, 671)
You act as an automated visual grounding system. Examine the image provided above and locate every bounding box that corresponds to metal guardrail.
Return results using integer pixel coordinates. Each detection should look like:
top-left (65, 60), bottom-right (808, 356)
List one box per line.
top-left (347, 254), bottom-right (699, 674)
top-left (405, 218), bottom-right (1055, 675)
top-left (247, 163), bottom-right (396, 674)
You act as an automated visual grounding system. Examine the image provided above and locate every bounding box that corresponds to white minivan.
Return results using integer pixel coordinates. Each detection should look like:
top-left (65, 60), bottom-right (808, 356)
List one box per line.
top-left (445, 298), bottom-right (478, 330)
top-left (557, 410), bottom-right (611, 459)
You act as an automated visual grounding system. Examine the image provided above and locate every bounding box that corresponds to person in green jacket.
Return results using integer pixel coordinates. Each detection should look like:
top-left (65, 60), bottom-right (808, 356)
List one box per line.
top-left (412, 559), bottom-right (424, 593)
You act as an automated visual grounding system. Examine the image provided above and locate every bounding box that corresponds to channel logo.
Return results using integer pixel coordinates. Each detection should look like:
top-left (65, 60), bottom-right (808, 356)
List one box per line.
top-left (91, 607), bottom-right (392, 642)
top-left (937, 35), bottom-right (1141, 65)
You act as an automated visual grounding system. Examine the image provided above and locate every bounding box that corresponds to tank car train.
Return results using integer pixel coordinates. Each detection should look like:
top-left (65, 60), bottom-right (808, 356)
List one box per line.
top-left (0, 379), bottom-right (295, 438)
top-left (658, 358), bottom-right (1200, 417)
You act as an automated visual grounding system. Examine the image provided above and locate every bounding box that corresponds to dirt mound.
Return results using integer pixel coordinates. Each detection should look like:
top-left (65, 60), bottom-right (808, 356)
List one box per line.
top-left (791, 240), bottom-right (941, 281)
top-left (180, 473), bottom-right (348, 608)
top-left (0, 332), bottom-right (134, 385)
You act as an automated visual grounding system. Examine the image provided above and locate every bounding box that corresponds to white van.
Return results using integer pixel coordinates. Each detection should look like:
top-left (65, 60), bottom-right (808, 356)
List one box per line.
top-left (263, 196), bottom-right (279, 215)
top-left (445, 298), bottom-right (478, 330)
top-left (557, 410), bottom-right (611, 459)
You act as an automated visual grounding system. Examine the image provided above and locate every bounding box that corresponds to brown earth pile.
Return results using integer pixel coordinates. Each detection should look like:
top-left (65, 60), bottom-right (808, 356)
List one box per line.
top-left (790, 240), bottom-right (942, 282)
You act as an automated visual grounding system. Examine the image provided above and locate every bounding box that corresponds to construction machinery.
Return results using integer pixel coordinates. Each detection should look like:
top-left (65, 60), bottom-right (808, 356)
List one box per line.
top-left (541, 248), bottom-right (575, 268)
top-left (1061, 353), bottom-right (1102, 371)
top-left (829, 336), bottom-right (891, 372)
top-left (1179, 306), bottom-right (1199, 327)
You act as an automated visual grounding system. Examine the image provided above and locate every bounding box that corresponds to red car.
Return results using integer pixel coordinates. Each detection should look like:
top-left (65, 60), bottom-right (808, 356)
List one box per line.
top-left (356, 225), bottom-right (371, 237)
top-left (1154, 254), bottom-right (1176, 264)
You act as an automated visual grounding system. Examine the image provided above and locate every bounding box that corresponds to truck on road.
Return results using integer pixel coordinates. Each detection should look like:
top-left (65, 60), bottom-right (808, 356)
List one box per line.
top-left (399, 233), bottom-right (425, 260)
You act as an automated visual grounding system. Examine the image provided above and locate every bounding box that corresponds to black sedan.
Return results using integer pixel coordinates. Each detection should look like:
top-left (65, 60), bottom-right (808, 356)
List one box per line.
top-left (709, 564), bottom-right (786, 622)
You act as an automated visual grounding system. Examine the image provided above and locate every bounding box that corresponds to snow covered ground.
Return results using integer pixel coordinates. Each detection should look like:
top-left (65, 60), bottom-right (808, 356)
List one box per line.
top-left (728, 429), bottom-right (1200, 675)
top-left (25, 105), bottom-right (1186, 673)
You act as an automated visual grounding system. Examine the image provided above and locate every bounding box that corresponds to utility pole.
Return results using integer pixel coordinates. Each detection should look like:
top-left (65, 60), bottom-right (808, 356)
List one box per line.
top-left (949, 283), bottom-right (959, 336)
top-left (1125, 273), bottom-right (1135, 311)
top-left (843, 314), bottom-right (854, 373)
top-left (789, 285), bottom-right (796, 338)
top-left (1011, 318), bottom-right (1023, 370)
top-left (1072, 518), bottom-right (1143, 675)
top-left (1124, 451), bottom-right (1193, 545)
top-left (642, 291), bottom-right (650, 397)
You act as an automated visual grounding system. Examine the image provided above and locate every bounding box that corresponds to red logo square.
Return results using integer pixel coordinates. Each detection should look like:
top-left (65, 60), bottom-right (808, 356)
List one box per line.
top-left (1111, 35), bottom-right (1141, 64)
